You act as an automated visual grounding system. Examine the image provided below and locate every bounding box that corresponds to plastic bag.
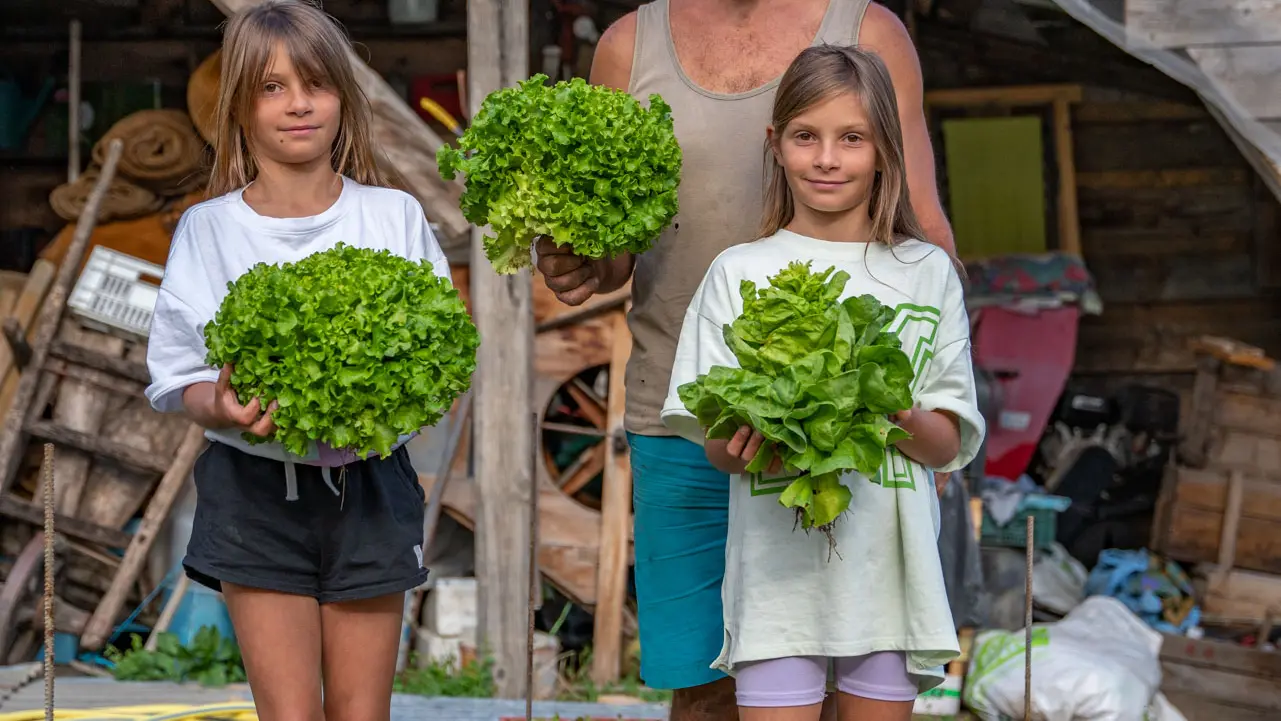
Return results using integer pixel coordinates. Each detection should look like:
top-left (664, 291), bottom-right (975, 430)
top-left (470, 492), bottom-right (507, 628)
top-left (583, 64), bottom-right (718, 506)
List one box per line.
top-left (963, 596), bottom-right (1174, 721)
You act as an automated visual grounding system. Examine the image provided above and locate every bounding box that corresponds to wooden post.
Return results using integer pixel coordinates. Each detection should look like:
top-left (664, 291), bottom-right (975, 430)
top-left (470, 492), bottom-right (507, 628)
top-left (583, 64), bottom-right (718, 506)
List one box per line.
top-left (467, 0), bottom-right (534, 699)
top-left (591, 310), bottom-right (632, 683)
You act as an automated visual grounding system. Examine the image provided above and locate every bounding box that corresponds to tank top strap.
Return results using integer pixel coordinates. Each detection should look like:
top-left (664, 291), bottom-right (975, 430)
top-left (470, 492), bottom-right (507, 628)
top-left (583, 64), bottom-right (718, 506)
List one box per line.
top-left (630, 0), bottom-right (674, 95)
top-left (817, 0), bottom-right (872, 46)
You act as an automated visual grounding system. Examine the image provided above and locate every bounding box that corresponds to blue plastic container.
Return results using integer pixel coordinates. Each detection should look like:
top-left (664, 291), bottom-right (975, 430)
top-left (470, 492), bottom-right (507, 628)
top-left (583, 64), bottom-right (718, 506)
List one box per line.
top-left (164, 583), bottom-right (236, 646)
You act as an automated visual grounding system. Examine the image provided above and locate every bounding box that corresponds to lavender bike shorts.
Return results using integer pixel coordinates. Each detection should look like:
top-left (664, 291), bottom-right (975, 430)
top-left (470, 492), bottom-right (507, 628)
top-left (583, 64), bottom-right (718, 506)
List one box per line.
top-left (735, 652), bottom-right (919, 707)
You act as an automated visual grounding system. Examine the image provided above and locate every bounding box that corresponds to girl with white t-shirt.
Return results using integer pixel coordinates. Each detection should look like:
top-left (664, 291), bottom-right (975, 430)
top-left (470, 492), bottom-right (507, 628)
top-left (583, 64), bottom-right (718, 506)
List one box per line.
top-left (144, 2), bottom-right (449, 718)
top-left (660, 45), bottom-right (986, 721)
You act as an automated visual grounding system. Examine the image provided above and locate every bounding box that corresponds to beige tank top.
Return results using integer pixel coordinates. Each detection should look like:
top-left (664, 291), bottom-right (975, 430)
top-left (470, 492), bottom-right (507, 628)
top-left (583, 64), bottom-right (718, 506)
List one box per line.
top-left (624, 0), bottom-right (872, 435)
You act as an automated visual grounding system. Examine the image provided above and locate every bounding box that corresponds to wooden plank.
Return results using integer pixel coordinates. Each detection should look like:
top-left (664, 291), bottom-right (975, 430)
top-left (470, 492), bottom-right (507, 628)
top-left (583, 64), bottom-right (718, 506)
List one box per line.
top-left (466, 0), bottom-right (533, 699)
top-left (1072, 122), bottom-right (1244, 173)
top-left (0, 496), bottom-right (132, 549)
top-left (1076, 168), bottom-right (1250, 190)
top-left (1073, 101), bottom-right (1209, 123)
top-left (1124, 0), bottom-right (1281, 49)
top-left (1160, 690), bottom-right (1274, 721)
top-left (1087, 251), bottom-right (1257, 303)
top-left (80, 425), bottom-right (206, 650)
top-left (591, 310), bottom-right (633, 684)
top-left (1052, 99), bottom-right (1081, 256)
top-left (416, 472), bottom-right (622, 607)
top-left (50, 323), bottom-right (127, 516)
top-left (1191, 351), bottom-right (1246, 450)
top-left (24, 421), bottom-right (171, 475)
top-left (1161, 662), bottom-right (1281, 712)
top-left (1204, 568), bottom-right (1281, 621)
top-left (48, 339), bottom-right (151, 384)
top-left (0, 141), bottom-right (122, 496)
top-left (1216, 392), bottom-right (1281, 438)
top-left (924, 83), bottom-right (1081, 108)
top-left (1160, 632), bottom-right (1281, 678)
top-left (0, 259), bottom-right (55, 413)
top-left (1187, 45), bottom-right (1281, 121)
top-left (206, 0), bottom-right (469, 244)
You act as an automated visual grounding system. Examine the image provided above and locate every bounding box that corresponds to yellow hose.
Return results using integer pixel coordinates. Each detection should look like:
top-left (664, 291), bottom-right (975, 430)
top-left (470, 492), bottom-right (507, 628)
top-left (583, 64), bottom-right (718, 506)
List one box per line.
top-left (0, 703), bottom-right (257, 721)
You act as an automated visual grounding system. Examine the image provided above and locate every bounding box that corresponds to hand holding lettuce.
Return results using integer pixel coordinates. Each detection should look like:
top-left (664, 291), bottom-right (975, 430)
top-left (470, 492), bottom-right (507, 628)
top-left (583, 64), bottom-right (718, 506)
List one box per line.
top-left (677, 262), bottom-right (916, 554)
top-left (437, 75), bottom-right (682, 275)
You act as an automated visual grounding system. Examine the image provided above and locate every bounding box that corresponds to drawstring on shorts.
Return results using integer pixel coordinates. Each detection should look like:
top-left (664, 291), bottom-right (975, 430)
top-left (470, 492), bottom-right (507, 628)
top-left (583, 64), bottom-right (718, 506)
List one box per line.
top-left (284, 461), bottom-right (347, 507)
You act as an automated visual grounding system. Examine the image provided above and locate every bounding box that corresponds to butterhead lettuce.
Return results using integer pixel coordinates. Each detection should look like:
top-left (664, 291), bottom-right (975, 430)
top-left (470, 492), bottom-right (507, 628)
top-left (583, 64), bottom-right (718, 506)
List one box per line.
top-left (677, 262), bottom-right (915, 555)
top-left (437, 74), bottom-right (682, 274)
top-left (204, 243), bottom-right (479, 459)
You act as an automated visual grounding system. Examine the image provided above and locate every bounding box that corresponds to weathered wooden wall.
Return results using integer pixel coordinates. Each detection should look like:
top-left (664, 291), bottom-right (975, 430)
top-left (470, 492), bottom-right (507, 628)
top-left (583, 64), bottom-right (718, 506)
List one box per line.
top-left (918, 19), bottom-right (1281, 396)
top-left (0, 0), bottom-right (467, 241)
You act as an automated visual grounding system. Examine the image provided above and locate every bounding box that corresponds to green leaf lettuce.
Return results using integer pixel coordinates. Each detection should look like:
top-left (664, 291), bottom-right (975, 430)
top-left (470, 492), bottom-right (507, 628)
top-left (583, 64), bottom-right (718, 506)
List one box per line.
top-left (677, 262), bottom-right (915, 550)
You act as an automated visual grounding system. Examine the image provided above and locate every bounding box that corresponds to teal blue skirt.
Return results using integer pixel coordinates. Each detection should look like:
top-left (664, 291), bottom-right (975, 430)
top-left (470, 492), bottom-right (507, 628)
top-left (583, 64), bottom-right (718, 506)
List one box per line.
top-left (627, 432), bottom-right (731, 690)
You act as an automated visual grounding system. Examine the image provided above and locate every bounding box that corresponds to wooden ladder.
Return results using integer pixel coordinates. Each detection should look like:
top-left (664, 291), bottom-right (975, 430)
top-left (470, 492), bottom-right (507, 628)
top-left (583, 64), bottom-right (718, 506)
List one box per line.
top-left (0, 140), bottom-right (207, 653)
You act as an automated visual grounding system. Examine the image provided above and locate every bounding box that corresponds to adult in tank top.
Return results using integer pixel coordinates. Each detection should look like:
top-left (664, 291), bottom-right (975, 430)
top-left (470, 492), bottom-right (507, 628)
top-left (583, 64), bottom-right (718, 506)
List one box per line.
top-left (535, 2), bottom-right (956, 719)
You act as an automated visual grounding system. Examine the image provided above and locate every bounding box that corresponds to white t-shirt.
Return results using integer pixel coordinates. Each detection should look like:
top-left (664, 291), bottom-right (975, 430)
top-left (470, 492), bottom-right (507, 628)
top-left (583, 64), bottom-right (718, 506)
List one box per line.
top-left (144, 175), bottom-right (452, 467)
top-left (660, 229), bottom-right (985, 692)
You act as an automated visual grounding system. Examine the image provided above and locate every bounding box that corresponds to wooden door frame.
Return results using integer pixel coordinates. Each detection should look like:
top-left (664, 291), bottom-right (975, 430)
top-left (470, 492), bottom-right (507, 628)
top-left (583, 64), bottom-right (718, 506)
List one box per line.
top-left (924, 84), bottom-right (1083, 257)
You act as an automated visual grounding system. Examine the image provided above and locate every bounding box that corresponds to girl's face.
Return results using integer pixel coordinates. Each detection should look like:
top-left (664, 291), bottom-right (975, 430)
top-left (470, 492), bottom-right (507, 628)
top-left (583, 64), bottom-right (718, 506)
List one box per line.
top-left (769, 91), bottom-right (880, 223)
top-left (248, 43), bottom-right (341, 168)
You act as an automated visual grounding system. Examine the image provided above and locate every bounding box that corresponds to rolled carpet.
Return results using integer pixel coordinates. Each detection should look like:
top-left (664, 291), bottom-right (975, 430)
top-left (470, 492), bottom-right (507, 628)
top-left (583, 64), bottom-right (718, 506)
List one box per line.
top-left (91, 109), bottom-right (209, 196)
top-left (49, 166), bottom-right (164, 223)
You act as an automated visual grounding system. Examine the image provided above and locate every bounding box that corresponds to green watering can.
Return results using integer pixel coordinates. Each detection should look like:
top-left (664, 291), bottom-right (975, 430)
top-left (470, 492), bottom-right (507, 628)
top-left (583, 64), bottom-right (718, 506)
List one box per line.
top-left (0, 77), bottom-right (55, 151)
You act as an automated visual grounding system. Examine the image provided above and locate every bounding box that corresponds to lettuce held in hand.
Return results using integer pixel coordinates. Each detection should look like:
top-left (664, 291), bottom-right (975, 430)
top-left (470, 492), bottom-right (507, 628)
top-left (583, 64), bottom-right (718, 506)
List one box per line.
top-left (678, 262), bottom-right (915, 554)
top-left (204, 243), bottom-right (479, 459)
top-left (437, 74), bottom-right (682, 275)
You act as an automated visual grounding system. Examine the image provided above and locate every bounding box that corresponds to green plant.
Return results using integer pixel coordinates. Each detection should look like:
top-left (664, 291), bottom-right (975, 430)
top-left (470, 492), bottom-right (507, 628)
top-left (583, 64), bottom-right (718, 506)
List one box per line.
top-left (678, 261), bottom-right (915, 550)
top-left (204, 243), bottom-right (479, 458)
top-left (394, 654), bottom-right (497, 698)
top-left (104, 626), bottom-right (246, 686)
top-left (437, 74), bottom-right (682, 275)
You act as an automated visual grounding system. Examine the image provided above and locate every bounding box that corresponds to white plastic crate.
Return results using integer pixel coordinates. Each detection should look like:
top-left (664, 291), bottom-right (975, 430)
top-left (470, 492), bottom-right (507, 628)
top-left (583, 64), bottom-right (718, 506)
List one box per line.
top-left (68, 246), bottom-right (165, 341)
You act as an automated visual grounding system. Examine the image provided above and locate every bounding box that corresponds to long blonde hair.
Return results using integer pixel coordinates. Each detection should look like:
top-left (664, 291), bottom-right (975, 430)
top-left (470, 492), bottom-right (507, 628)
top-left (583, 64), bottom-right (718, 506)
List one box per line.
top-left (759, 45), bottom-right (925, 246)
top-left (207, 0), bottom-right (386, 197)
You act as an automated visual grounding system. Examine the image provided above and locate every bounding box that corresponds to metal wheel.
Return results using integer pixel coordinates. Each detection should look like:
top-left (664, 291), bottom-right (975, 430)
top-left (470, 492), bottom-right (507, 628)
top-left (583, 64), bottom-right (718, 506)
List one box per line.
top-left (0, 534), bottom-right (47, 664)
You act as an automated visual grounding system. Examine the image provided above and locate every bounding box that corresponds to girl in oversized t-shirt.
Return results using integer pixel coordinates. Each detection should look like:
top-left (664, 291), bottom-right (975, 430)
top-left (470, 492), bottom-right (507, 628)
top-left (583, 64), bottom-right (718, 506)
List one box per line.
top-left (661, 45), bottom-right (986, 721)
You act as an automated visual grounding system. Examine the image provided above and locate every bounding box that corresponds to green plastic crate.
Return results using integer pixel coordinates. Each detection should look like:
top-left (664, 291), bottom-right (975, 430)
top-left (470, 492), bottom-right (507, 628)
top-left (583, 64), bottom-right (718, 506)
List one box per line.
top-left (979, 494), bottom-right (1068, 550)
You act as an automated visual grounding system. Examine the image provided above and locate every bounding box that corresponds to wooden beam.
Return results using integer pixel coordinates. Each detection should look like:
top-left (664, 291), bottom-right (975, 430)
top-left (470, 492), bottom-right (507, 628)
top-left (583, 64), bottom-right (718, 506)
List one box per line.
top-left (467, 0), bottom-right (534, 700)
top-left (924, 83), bottom-right (1082, 109)
top-left (1124, 0), bottom-right (1281, 49)
top-left (591, 310), bottom-right (632, 683)
top-left (205, 0), bottom-right (470, 245)
top-left (1051, 98), bottom-right (1081, 256)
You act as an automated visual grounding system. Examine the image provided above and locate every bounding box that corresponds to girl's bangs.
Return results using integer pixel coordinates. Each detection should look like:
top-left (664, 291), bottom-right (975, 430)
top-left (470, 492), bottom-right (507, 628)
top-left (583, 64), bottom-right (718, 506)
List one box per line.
top-left (241, 23), bottom-right (342, 92)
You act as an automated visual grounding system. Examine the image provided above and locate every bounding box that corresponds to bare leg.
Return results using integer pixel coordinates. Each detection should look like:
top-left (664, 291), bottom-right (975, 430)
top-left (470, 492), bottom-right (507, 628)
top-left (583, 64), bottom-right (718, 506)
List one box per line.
top-left (835, 692), bottom-right (914, 721)
top-left (670, 677), bottom-right (740, 721)
top-left (819, 693), bottom-right (838, 721)
top-left (221, 582), bottom-right (324, 721)
top-left (319, 591), bottom-right (406, 721)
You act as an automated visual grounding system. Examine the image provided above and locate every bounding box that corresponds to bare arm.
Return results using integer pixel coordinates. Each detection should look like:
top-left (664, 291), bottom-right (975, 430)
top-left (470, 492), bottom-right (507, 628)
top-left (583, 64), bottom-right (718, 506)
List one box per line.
top-left (892, 408), bottom-right (962, 471)
top-left (535, 13), bottom-right (640, 304)
top-left (862, 4), bottom-right (956, 257)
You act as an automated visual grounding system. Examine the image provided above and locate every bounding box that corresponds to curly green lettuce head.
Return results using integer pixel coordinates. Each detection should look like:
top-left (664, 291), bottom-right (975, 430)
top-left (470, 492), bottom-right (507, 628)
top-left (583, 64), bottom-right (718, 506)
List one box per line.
top-left (203, 243), bottom-right (479, 458)
top-left (437, 74), bottom-right (682, 275)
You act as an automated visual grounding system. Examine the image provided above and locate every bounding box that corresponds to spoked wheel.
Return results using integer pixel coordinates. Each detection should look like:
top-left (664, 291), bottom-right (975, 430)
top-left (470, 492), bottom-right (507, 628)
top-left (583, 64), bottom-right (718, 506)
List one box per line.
top-left (0, 534), bottom-right (48, 664)
top-left (540, 364), bottom-right (612, 510)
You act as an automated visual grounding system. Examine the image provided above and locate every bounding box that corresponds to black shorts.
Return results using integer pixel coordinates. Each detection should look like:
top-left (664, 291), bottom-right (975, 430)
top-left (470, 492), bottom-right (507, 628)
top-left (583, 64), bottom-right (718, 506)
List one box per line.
top-left (184, 441), bottom-right (429, 604)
